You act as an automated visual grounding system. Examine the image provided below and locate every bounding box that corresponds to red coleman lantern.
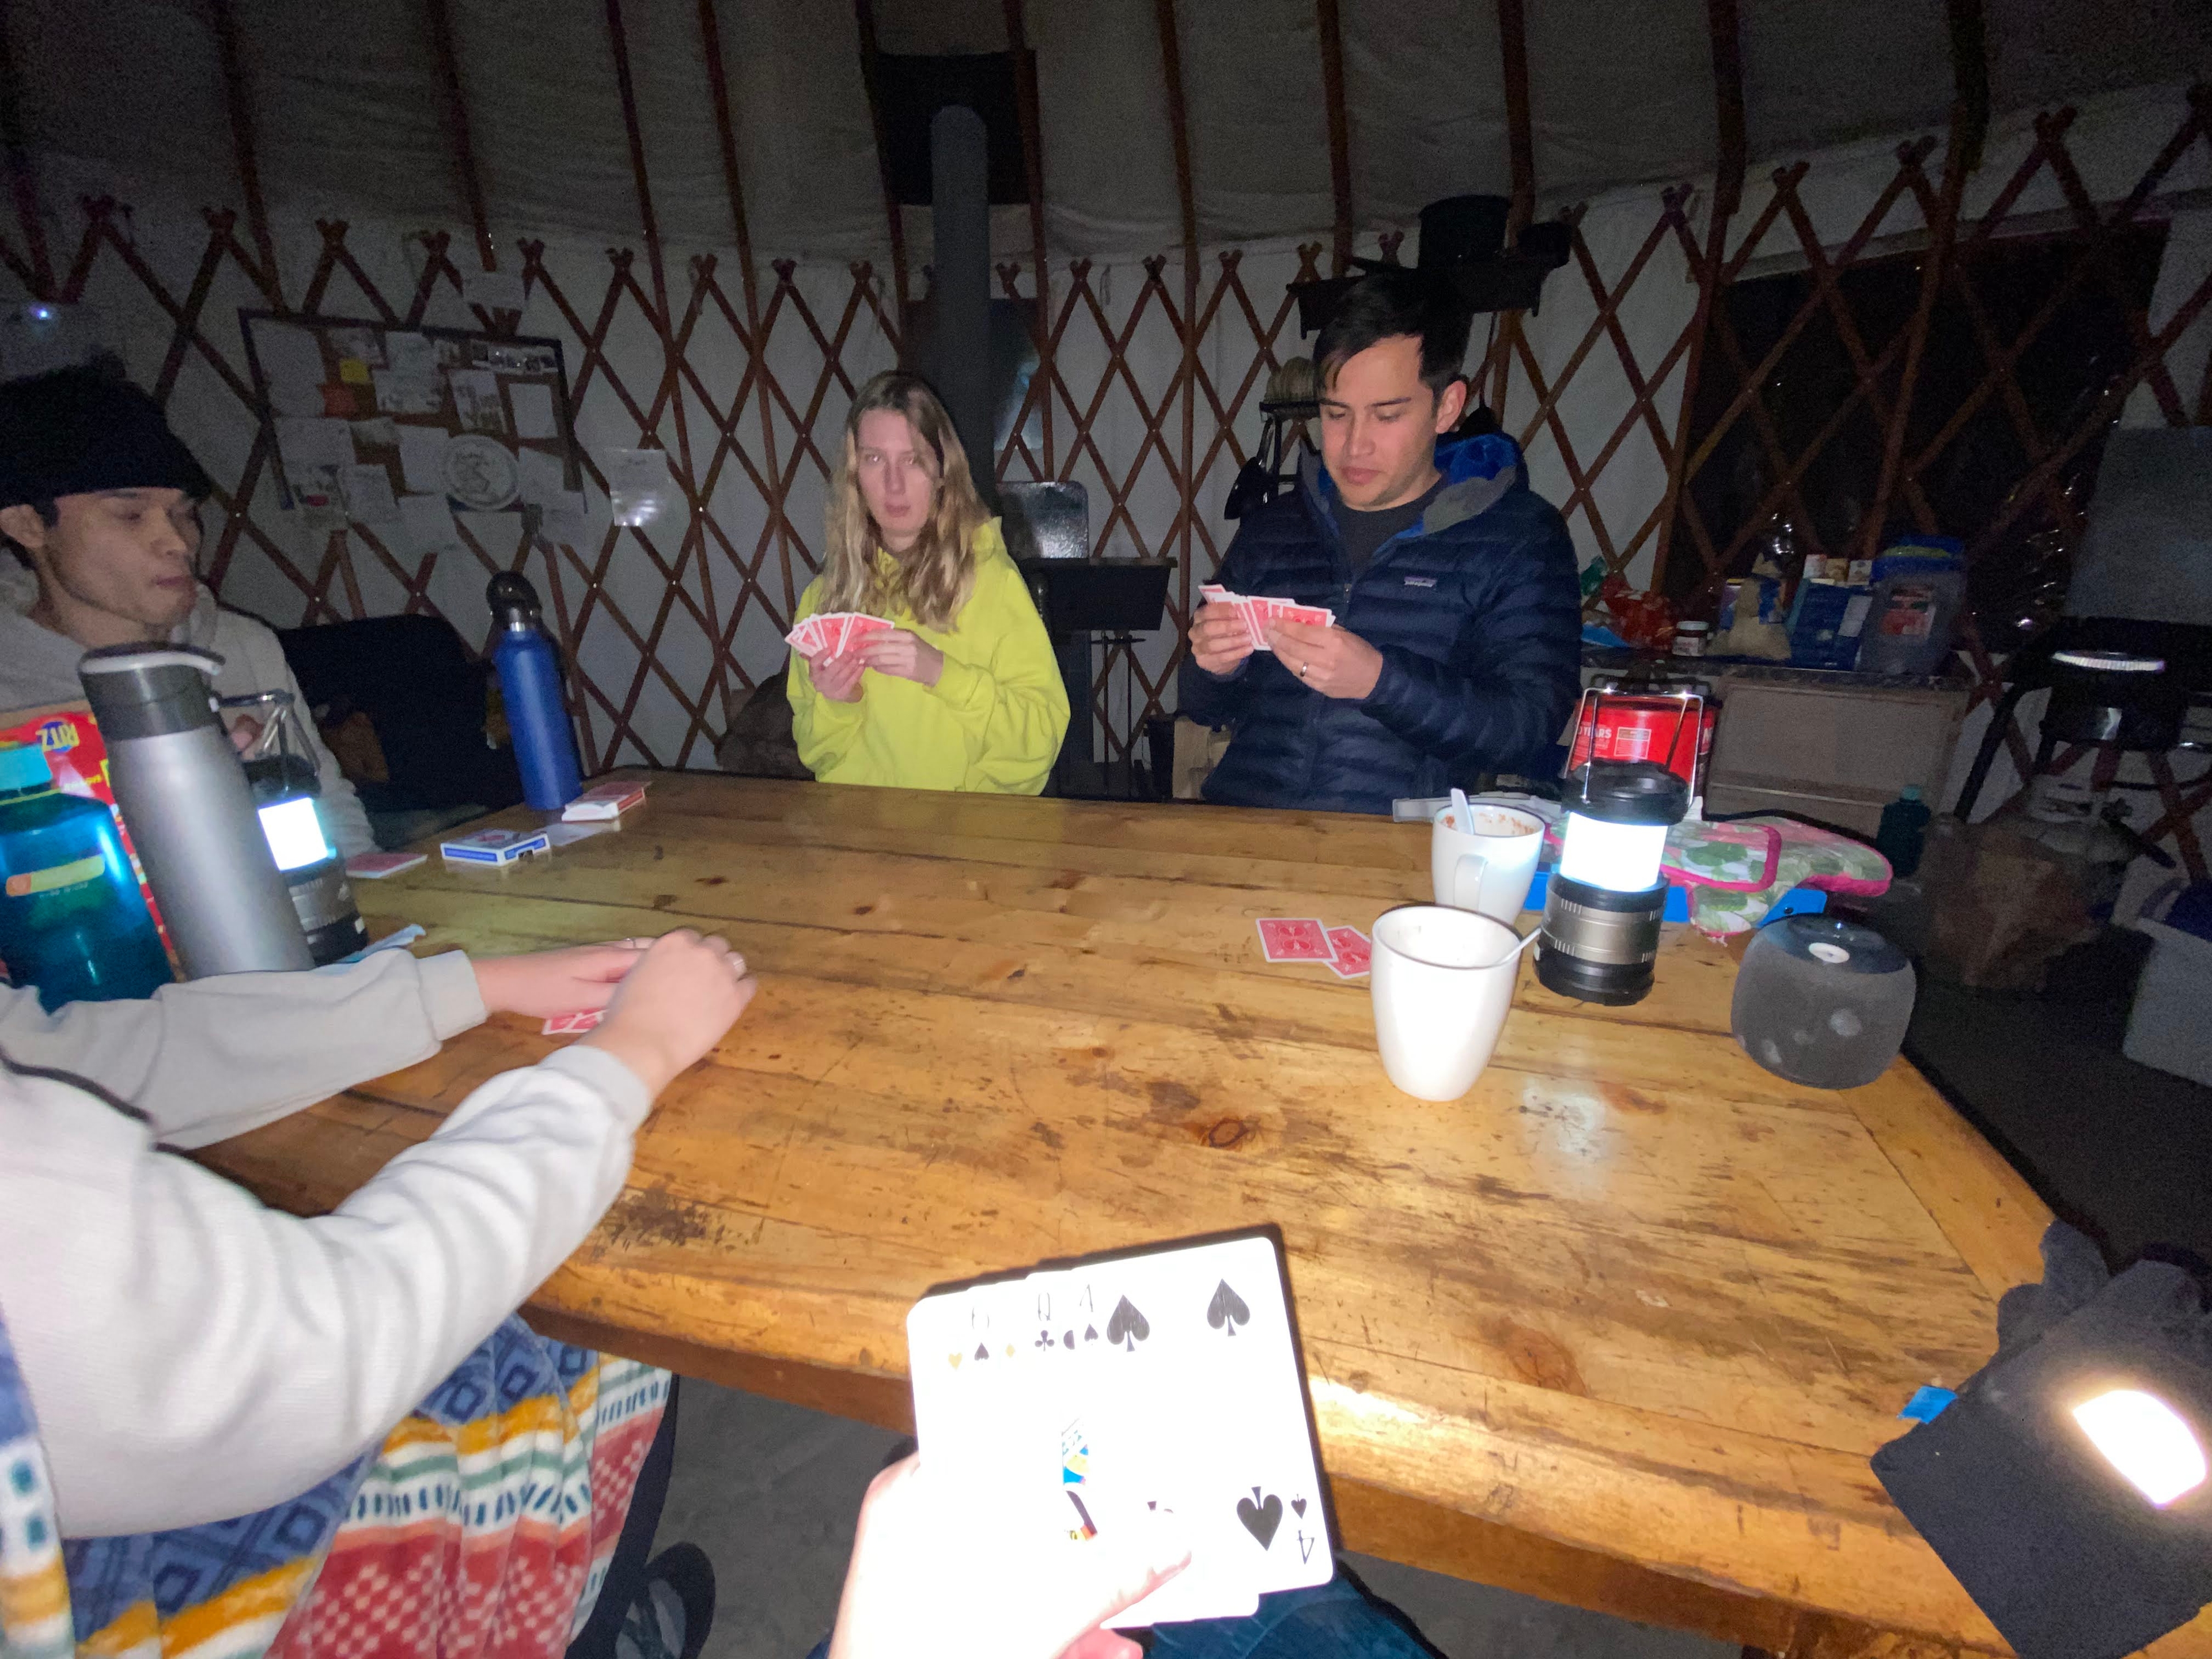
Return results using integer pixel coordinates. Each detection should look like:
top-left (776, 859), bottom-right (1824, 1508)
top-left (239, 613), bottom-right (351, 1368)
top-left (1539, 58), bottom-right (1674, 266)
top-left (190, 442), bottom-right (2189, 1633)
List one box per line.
top-left (1566, 681), bottom-right (1714, 815)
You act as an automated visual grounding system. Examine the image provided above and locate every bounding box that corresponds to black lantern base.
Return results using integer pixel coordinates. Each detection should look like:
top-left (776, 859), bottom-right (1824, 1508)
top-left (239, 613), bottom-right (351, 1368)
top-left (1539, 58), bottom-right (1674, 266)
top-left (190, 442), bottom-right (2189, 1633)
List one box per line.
top-left (1536, 873), bottom-right (1667, 1006)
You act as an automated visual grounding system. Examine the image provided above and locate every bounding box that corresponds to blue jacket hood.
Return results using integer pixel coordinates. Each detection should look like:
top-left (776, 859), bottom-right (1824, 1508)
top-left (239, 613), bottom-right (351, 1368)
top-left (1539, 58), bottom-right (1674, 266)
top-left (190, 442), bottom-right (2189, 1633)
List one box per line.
top-left (1301, 432), bottom-right (1526, 541)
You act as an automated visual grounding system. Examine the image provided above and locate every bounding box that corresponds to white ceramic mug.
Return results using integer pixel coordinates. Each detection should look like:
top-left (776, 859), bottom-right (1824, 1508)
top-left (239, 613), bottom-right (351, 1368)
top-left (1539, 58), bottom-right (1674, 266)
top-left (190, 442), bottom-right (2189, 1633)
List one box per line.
top-left (1370, 904), bottom-right (1523, 1101)
top-left (1430, 801), bottom-right (1544, 922)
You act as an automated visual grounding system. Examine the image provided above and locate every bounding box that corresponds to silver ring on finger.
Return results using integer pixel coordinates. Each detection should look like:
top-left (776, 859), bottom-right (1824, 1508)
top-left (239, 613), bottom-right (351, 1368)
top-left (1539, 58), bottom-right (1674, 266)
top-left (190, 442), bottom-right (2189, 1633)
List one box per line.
top-left (1298, 661), bottom-right (1311, 679)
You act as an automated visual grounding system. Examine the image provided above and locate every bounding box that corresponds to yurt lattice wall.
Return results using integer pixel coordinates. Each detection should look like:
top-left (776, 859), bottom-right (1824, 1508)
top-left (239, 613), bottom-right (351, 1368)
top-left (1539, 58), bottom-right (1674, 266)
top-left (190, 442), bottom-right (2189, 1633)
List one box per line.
top-left (2, 20), bottom-right (2207, 831)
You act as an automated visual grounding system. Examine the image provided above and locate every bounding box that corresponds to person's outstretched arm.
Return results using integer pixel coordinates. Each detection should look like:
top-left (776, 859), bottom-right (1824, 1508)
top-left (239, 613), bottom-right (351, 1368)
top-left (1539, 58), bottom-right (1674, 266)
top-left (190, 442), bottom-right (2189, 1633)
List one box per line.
top-left (0, 943), bottom-right (650, 1150)
top-left (4, 931), bottom-right (752, 1537)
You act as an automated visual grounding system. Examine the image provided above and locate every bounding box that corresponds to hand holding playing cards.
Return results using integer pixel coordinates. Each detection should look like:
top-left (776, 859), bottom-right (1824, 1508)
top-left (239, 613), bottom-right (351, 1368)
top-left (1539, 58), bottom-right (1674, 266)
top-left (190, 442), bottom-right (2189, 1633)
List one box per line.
top-left (827, 1454), bottom-right (1188, 1659)
top-left (1188, 600), bottom-right (1257, 676)
top-left (1268, 618), bottom-right (1383, 701)
top-left (854, 628), bottom-right (944, 689)
top-left (471, 942), bottom-right (648, 1020)
top-left (810, 649), bottom-right (866, 703)
top-left (578, 929), bottom-right (754, 1097)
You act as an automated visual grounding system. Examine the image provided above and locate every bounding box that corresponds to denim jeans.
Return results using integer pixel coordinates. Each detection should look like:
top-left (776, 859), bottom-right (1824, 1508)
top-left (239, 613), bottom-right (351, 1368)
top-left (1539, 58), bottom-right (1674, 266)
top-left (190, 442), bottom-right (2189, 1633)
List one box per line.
top-left (801, 1565), bottom-right (1436, 1659)
top-left (1144, 1571), bottom-right (1437, 1659)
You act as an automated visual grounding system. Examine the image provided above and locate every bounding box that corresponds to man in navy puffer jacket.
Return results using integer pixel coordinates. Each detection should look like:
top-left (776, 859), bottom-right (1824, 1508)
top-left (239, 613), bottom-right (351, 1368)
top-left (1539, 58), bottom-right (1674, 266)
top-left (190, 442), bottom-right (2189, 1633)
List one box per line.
top-left (1179, 272), bottom-right (1581, 815)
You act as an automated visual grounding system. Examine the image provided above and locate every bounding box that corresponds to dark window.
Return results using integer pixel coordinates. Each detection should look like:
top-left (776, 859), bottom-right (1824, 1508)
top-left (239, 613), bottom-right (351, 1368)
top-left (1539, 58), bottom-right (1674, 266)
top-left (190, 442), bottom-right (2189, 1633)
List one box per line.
top-left (1666, 220), bottom-right (2168, 638)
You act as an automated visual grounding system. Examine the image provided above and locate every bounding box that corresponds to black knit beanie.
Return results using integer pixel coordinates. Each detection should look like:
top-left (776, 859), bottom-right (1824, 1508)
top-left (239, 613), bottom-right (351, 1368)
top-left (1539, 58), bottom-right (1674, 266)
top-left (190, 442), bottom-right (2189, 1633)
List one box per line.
top-left (0, 366), bottom-right (213, 509)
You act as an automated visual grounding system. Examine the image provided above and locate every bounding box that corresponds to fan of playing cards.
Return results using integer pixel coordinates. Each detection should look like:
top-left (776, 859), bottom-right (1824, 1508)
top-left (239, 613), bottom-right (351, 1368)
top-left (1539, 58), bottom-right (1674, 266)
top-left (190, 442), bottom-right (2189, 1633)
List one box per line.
top-left (907, 1233), bottom-right (1334, 1627)
top-left (1256, 918), bottom-right (1371, 978)
top-left (786, 612), bottom-right (895, 659)
top-left (1200, 585), bottom-right (1335, 652)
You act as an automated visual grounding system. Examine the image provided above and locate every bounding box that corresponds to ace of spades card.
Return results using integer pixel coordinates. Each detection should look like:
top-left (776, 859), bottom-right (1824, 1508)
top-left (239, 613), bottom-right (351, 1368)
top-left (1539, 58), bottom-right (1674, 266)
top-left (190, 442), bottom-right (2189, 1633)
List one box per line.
top-left (904, 1234), bottom-right (1332, 1627)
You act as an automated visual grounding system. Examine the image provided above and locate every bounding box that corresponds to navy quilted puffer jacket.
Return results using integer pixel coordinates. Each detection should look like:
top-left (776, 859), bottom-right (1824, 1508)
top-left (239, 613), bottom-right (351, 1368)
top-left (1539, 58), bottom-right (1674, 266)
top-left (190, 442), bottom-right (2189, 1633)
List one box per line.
top-left (1179, 433), bottom-right (1581, 815)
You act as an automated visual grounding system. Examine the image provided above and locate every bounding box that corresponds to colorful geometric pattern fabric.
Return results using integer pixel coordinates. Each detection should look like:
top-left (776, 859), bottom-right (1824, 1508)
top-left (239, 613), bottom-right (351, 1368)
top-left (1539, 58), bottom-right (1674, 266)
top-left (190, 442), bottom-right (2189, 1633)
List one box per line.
top-left (0, 1306), bottom-right (664, 1659)
top-left (0, 1318), bottom-right (71, 1659)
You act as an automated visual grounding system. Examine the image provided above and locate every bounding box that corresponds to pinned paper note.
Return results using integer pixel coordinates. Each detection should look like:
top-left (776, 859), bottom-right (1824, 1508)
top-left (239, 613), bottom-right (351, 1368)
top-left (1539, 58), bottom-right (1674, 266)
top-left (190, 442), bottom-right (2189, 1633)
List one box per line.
top-left (450, 369), bottom-right (505, 434)
top-left (509, 381), bottom-right (558, 441)
top-left (545, 490), bottom-right (590, 547)
top-left (397, 492), bottom-right (463, 558)
top-left (329, 327), bottom-right (384, 369)
top-left (274, 417), bottom-right (355, 470)
top-left (605, 448), bottom-right (676, 528)
top-left (385, 332), bottom-right (438, 376)
top-left (397, 425), bottom-right (446, 492)
top-left (516, 446), bottom-right (565, 508)
top-left (351, 416), bottom-right (400, 450)
top-left (341, 463), bottom-right (400, 525)
top-left (338, 357), bottom-right (372, 386)
top-left (374, 369), bottom-right (443, 416)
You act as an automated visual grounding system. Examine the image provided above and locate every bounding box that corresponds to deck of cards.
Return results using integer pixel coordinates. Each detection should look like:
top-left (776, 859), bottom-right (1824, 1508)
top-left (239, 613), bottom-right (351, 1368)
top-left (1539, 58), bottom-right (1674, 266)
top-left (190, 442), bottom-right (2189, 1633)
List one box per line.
top-left (907, 1233), bottom-right (1334, 1627)
top-left (541, 1008), bottom-right (605, 1036)
top-left (438, 827), bottom-right (551, 866)
top-left (1256, 918), bottom-right (1371, 979)
top-left (563, 779), bottom-right (647, 821)
top-left (1201, 585), bottom-right (1335, 652)
top-left (786, 611), bottom-right (895, 660)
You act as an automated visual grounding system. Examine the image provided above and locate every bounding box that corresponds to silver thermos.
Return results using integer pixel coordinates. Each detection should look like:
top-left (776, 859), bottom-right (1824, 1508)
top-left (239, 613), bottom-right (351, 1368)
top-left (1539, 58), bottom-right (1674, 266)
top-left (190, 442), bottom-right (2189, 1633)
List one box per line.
top-left (78, 645), bottom-right (313, 976)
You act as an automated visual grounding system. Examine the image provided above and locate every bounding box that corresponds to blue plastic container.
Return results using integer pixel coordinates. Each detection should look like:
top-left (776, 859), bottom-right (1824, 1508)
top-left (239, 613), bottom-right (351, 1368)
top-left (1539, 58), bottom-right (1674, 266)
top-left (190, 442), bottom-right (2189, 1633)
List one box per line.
top-left (488, 574), bottom-right (582, 810)
top-left (0, 743), bottom-right (173, 1009)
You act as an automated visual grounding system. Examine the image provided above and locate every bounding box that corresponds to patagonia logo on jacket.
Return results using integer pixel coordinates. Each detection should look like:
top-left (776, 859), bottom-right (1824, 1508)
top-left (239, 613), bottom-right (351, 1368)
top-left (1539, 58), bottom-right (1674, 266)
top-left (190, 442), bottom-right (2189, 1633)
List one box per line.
top-left (1403, 576), bottom-right (1437, 588)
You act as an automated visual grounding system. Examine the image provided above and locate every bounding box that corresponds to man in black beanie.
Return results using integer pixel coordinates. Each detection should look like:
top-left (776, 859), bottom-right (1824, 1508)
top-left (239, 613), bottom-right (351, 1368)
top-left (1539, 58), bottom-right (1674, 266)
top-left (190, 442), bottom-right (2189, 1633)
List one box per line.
top-left (0, 364), bottom-right (373, 854)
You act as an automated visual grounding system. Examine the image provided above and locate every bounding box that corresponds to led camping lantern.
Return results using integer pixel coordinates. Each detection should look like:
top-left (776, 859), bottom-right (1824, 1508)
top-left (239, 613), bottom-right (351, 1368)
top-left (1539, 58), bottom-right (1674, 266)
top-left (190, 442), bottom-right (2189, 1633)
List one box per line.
top-left (1870, 1233), bottom-right (2212, 1659)
top-left (1535, 757), bottom-right (1690, 1006)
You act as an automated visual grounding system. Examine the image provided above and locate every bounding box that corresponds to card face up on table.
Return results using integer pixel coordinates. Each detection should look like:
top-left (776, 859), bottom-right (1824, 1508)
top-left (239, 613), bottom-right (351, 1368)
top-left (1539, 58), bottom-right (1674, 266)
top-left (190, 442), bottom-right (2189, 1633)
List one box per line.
top-left (907, 1232), bottom-right (1334, 1627)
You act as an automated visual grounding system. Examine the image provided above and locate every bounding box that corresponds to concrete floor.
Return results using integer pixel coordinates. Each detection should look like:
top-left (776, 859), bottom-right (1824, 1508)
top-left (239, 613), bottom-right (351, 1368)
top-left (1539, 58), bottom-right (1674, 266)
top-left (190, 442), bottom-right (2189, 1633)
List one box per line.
top-left (656, 1381), bottom-right (1734, 1659)
top-left (651, 927), bottom-right (2211, 1659)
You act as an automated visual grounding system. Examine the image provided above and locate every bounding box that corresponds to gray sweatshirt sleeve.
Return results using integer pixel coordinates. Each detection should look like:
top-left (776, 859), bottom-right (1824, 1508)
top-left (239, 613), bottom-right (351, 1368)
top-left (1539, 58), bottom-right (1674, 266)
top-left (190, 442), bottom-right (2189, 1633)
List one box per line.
top-left (0, 950), bottom-right (487, 1149)
top-left (5, 1042), bottom-right (651, 1536)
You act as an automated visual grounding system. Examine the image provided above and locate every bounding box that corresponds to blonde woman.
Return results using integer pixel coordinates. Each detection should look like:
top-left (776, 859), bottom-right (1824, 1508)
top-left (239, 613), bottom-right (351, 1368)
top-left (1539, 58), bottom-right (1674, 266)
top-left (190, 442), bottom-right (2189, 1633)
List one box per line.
top-left (789, 372), bottom-right (1069, 794)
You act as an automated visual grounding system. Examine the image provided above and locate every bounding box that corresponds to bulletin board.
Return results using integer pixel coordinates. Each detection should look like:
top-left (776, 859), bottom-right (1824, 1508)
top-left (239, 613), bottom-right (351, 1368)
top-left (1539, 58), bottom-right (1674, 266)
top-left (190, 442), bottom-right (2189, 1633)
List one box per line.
top-left (240, 312), bottom-right (582, 550)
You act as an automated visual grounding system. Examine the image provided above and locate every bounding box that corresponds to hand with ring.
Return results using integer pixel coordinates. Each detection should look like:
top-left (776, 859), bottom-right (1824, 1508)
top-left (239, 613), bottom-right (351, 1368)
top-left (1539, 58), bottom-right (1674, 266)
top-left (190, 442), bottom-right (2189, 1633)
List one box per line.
top-left (1270, 619), bottom-right (1384, 701)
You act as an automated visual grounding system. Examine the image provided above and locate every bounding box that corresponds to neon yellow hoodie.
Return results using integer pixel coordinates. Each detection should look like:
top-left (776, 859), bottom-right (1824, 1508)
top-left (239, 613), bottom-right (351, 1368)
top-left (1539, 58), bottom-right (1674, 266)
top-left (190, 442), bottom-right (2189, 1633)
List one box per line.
top-left (788, 518), bottom-right (1069, 795)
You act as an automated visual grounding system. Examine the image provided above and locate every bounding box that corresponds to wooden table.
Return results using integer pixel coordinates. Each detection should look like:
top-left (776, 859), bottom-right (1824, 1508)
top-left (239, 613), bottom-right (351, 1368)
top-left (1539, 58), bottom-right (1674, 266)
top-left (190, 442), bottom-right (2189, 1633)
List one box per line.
top-left (196, 775), bottom-right (2206, 1658)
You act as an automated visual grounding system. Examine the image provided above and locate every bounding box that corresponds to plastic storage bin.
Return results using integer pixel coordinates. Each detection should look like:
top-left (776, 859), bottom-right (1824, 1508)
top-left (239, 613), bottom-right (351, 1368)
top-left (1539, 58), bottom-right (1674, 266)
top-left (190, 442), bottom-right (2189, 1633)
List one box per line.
top-left (1856, 539), bottom-right (1967, 677)
top-left (2124, 918), bottom-right (2212, 1086)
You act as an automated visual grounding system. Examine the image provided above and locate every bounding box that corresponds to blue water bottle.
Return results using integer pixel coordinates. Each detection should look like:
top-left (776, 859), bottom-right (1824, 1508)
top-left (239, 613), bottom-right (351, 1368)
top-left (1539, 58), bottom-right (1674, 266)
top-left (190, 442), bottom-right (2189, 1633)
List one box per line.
top-left (488, 573), bottom-right (582, 810)
top-left (0, 741), bottom-right (173, 1009)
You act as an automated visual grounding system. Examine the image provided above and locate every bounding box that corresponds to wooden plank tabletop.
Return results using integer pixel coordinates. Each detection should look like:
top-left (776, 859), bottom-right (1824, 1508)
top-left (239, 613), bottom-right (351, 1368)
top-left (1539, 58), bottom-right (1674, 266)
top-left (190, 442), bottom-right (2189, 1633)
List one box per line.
top-left (196, 772), bottom-right (2193, 1657)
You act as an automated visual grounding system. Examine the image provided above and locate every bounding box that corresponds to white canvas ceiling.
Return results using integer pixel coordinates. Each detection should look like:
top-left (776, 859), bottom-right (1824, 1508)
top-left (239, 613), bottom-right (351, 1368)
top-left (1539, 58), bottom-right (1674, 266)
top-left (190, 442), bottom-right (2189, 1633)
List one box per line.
top-left (9, 0), bottom-right (2210, 267)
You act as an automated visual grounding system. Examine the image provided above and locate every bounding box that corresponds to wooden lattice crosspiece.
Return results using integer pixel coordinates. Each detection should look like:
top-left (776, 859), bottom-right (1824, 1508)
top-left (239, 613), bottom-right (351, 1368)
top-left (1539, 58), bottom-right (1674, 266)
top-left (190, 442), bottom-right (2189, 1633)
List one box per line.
top-left (994, 244), bottom-right (1320, 760)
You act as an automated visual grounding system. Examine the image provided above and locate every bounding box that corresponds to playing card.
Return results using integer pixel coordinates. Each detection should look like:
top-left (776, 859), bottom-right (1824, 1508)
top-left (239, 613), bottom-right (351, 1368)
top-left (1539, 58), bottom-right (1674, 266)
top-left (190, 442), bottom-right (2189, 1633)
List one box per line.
top-left (1325, 926), bottom-right (1371, 978)
top-left (1256, 918), bottom-right (1332, 963)
top-left (1278, 603), bottom-right (1335, 629)
top-left (783, 619), bottom-right (813, 653)
top-left (344, 851), bottom-right (426, 879)
top-left (1240, 597), bottom-right (1270, 652)
top-left (1060, 1238), bottom-right (1332, 1616)
top-left (908, 1236), bottom-right (1329, 1627)
top-left (541, 1008), bottom-right (604, 1036)
top-left (843, 614), bottom-right (895, 652)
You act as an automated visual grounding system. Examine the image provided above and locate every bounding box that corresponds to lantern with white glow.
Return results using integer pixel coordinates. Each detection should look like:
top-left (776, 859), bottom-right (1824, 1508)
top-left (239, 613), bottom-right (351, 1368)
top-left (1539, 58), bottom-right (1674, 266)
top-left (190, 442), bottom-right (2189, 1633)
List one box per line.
top-left (1535, 759), bottom-right (1688, 1006)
